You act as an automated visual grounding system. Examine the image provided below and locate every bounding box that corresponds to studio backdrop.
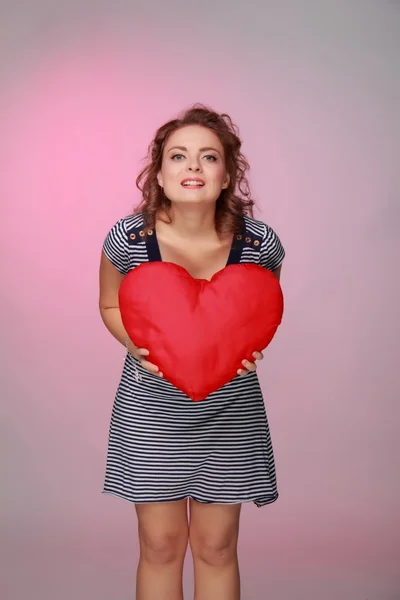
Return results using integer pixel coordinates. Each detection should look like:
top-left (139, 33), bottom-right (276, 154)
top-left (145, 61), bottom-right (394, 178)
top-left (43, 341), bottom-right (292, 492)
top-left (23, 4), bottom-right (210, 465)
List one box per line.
top-left (1, 1), bottom-right (399, 599)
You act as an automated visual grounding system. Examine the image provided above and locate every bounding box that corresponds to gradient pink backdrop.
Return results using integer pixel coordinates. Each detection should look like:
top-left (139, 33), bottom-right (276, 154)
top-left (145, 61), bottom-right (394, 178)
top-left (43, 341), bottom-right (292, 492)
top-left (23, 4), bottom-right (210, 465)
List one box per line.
top-left (1, 1), bottom-right (399, 599)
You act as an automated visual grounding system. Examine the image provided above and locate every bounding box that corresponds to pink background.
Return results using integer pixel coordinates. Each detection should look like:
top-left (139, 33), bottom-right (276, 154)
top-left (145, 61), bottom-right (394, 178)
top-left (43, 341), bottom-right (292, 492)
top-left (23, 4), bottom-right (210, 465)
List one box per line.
top-left (1, 1), bottom-right (399, 598)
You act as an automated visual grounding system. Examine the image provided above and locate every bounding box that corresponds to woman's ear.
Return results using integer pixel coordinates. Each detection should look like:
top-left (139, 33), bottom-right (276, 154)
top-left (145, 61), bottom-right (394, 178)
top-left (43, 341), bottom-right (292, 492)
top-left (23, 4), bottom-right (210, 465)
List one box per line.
top-left (157, 172), bottom-right (163, 187)
top-left (221, 173), bottom-right (230, 189)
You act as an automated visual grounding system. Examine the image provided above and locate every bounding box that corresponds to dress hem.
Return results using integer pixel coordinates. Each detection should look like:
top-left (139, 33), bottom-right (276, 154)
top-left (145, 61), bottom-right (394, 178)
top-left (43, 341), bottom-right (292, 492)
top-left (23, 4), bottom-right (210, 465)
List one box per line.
top-left (102, 489), bottom-right (279, 508)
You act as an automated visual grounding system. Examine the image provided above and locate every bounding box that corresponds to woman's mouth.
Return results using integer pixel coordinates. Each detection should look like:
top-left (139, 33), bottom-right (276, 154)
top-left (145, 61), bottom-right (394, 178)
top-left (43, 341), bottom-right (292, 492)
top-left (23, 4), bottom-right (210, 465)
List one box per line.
top-left (181, 178), bottom-right (205, 189)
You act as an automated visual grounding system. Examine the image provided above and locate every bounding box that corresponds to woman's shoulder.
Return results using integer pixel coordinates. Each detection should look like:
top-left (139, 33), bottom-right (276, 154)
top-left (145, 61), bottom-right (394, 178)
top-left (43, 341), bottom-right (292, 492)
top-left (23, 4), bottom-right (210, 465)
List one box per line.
top-left (113, 211), bottom-right (144, 232)
top-left (243, 215), bottom-right (273, 237)
top-left (102, 212), bottom-right (147, 274)
top-left (243, 215), bottom-right (285, 269)
top-left (105, 211), bottom-right (147, 244)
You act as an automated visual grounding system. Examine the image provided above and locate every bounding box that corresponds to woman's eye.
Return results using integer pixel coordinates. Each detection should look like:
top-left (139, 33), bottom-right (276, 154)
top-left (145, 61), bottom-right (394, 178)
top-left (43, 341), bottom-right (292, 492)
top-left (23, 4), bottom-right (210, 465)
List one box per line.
top-left (170, 153), bottom-right (217, 162)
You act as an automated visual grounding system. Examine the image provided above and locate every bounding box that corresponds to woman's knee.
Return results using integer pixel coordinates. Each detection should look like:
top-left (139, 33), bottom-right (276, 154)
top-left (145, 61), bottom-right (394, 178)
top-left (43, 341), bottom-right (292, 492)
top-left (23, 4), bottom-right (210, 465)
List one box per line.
top-left (190, 532), bottom-right (239, 567)
top-left (189, 500), bottom-right (241, 567)
top-left (139, 529), bottom-right (188, 565)
top-left (136, 501), bottom-right (189, 565)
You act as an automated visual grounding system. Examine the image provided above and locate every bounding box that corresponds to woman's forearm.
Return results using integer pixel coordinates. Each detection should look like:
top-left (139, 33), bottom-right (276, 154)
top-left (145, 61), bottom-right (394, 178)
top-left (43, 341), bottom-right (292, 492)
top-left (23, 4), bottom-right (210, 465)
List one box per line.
top-left (100, 307), bottom-right (128, 347)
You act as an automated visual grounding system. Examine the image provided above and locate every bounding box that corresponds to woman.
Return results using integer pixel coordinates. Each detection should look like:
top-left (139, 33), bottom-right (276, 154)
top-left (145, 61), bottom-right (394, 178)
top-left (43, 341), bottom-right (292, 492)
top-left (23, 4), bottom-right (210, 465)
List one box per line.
top-left (99, 104), bottom-right (285, 600)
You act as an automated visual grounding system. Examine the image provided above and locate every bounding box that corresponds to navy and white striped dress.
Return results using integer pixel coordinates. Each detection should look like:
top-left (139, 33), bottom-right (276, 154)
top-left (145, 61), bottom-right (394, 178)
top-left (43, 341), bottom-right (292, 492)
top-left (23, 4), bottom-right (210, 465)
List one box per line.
top-left (102, 212), bottom-right (285, 507)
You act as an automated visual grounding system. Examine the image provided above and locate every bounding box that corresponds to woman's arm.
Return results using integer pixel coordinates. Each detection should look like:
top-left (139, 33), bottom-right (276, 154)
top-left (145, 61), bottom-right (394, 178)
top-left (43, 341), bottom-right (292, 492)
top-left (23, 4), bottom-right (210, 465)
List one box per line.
top-left (99, 251), bottom-right (128, 346)
top-left (272, 265), bottom-right (282, 281)
top-left (99, 252), bottom-right (163, 376)
top-left (239, 230), bottom-right (283, 376)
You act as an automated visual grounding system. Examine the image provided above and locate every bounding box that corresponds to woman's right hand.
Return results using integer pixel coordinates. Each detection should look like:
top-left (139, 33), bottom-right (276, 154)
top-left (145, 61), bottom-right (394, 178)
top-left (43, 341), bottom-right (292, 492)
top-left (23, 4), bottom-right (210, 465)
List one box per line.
top-left (127, 339), bottom-right (164, 377)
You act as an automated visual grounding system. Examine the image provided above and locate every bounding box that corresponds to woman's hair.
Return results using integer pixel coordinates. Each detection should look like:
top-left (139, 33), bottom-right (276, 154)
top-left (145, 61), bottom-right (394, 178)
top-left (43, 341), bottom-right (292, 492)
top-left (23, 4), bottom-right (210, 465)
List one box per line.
top-left (135, 104), bottom-right (254, 234)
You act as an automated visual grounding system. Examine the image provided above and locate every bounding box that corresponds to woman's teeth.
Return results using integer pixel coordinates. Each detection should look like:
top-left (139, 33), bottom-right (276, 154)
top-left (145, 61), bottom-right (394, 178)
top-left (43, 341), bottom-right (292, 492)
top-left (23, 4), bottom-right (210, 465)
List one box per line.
top-left (182, 181), bottom-right (204, 186)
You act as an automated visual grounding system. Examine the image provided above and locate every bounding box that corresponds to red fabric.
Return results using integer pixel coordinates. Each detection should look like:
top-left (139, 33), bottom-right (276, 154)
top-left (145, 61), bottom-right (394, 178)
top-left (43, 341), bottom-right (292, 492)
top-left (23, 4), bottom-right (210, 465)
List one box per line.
top-left (119, 262), bottom-right (284, 401)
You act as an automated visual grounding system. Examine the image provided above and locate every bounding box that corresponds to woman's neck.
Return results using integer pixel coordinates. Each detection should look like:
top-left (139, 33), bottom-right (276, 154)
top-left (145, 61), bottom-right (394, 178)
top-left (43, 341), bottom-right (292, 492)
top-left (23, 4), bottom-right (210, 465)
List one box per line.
top-left (157, 205), bottom-right (218, 240)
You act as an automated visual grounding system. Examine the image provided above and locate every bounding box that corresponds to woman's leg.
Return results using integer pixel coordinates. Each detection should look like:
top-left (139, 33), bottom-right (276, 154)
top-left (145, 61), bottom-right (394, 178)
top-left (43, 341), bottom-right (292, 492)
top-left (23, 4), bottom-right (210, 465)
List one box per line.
top-left (135, 499), bottom-right (189, 600)
top-left (189, 499), bottom-right (242, 600)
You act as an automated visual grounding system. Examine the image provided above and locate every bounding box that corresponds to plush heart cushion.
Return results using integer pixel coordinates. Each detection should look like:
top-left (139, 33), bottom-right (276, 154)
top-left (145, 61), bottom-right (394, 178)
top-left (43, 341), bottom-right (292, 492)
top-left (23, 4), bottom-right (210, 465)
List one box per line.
top-left (119, 262), bottom-right (284, 401)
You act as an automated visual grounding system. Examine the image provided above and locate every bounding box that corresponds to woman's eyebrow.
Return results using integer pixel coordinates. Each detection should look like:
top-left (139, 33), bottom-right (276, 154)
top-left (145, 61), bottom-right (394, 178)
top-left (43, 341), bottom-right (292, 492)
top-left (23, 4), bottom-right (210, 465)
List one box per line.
top-left (167, 145), bottom-right (221, 155)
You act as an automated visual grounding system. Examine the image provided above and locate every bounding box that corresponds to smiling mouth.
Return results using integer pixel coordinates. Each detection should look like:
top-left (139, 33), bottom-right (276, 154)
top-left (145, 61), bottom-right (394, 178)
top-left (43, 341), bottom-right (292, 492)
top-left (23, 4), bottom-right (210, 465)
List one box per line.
top-left (181, 180), bottom-right (205, 187)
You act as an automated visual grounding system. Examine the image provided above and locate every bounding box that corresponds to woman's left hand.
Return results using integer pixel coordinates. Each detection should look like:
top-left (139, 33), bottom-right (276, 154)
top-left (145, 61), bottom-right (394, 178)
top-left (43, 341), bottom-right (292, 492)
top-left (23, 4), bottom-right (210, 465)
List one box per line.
top-left (237, 351), bottom-right (264, 376)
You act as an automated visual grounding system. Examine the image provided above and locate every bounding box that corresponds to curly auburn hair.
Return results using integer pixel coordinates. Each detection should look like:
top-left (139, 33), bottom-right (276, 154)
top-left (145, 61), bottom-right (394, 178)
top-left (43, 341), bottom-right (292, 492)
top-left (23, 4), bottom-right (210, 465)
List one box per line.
top-left (134, 104), bottom-right (254, 235)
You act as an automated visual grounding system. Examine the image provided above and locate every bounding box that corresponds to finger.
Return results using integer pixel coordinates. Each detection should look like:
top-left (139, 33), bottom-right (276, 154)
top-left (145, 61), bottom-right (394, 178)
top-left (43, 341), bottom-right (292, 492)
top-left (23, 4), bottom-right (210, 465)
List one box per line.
top-left (242, 359), bottom-right (257, 372)
top-left (252, 351), bottom-right (264, 361)
top-left (136, 348), bottom-right (149, 357)
top-left (140, 360), bottom-right (163, 377)
top-left (237, 368), bottom-right (248, 377)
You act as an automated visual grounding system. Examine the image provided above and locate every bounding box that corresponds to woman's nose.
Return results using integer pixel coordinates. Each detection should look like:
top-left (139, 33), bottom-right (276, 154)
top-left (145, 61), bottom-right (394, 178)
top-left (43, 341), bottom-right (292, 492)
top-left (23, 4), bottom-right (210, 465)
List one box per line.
top-left (188, 159), bottom-right (201, 171)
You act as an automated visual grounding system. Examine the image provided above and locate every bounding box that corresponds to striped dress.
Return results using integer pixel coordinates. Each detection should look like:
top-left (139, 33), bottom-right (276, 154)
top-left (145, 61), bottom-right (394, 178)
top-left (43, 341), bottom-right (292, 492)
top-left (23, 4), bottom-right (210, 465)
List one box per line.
top-left (102, 212), bottom-right (285, 507)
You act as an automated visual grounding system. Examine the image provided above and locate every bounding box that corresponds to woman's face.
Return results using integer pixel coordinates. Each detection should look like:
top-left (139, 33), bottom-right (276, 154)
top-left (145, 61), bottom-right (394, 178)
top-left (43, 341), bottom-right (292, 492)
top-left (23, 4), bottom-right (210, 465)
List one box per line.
top-left (157, 125), bottom-right (230, 207)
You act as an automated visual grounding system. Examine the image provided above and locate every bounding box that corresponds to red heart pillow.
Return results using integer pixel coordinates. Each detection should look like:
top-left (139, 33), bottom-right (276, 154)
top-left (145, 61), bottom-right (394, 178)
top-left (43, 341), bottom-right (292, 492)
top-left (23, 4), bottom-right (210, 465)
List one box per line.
top-left (119, 262), bottom-right (284, 401)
